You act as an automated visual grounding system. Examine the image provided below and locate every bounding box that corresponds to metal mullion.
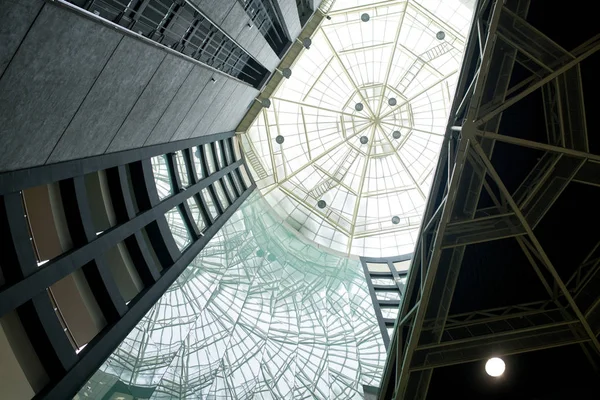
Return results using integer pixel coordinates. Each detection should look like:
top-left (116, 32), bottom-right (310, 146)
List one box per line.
top-left (233, 168), bottom-right (248, 192)
top-left (212, 141), bottom-right (225, 171)
top-left (218, 177), bottom-right (235, 207)
top-left (182, 148), bottom-right (197, 185)
top-left (0, 193), bottom-right (38, 281)
top-left (178, 199), bottom-right (201, 240)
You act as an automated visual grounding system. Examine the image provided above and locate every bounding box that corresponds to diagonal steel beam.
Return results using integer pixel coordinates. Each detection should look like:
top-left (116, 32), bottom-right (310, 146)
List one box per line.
top-left (474, 37), bottom-right (600, 126)
top-left (470, 138), bottom-right (600, 355)
top-left (411, 322), bottom-right (588, 371)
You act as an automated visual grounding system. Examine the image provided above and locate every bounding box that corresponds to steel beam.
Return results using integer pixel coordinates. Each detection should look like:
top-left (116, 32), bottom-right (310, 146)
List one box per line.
top-left (379, 0), bottom-right (600, 397)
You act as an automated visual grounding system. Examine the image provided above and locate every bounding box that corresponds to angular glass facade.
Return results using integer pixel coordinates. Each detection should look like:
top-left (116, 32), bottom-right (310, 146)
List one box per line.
top-left (76, 192), bottom-right (385, 399)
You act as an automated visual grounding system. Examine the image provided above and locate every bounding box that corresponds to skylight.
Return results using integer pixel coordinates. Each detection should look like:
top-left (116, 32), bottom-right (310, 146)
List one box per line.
top-left (241, 0), bottom-right (475, 257)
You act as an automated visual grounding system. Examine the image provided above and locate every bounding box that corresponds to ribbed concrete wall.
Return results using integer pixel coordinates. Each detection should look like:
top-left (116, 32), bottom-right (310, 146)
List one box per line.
top-left (276, 0), bottom-right (302, 40)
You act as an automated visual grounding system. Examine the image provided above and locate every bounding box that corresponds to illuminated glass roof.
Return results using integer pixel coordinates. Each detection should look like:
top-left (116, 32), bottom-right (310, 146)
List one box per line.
top-left (241, 0), bottom-right (474, 257)
top-left (77, 193), bottom-right (385, 399)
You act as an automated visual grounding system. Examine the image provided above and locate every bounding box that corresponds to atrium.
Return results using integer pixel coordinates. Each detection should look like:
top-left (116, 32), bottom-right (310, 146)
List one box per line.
top-left (0, 0), bottom-right (598, 399)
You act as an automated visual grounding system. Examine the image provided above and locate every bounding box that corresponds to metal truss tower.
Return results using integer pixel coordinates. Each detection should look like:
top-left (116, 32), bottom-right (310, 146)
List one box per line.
top-left (378, 0), bottom-right (600, 398)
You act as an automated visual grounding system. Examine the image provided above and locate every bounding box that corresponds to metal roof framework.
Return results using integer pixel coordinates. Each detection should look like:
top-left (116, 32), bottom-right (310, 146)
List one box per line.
top-left (240, 0), bottom-right (475, 257)
top-left (379, 0), bottom-right (600, 398)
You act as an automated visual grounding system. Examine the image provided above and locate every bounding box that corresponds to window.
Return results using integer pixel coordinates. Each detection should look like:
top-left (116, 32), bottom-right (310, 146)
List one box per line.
top-left (175, 151), bottom-right (190, 188)
top-left (165, 207), bottom-right (191, 250)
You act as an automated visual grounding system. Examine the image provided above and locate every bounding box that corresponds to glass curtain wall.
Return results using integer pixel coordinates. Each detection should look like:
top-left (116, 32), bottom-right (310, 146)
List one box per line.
top-left (76, 192), bottom-right (385, 399)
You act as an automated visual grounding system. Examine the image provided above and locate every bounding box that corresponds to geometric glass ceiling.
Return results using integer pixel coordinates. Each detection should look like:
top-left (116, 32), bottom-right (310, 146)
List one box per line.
top-left (76, 192), bottom-right (386, 399)
top-left (241, 0), bottom-right (475, 257)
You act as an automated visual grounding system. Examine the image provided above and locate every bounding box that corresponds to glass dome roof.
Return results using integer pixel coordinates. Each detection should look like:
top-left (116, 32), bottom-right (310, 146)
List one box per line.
top-left (241, 0), bottom-right (474, 257)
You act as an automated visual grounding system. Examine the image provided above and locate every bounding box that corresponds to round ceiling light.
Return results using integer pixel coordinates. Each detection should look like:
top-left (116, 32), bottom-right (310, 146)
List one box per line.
top-left (256, 249), bottom-right (265, 257)
top-left (275, 135), bottom-right (285, 144)
top-left (317, 200), bottom-right (327, 209)
top-left (361, 13), bottom-right (370, 22)
top-left (280, 68), bottom-right (292, 78)
top-left (302, 37), bottom-right (312, 49)
top-left (260, 98), bottom-right (271, 108)
top-left (355, 102), bottom-right (364, 111)
top-left (485, 357), bottom-right (505, 377)
top-left (388, 98), bottom-right (397, 106)
top-left (392, 130), bottom-right (401, 139)
top-left (392, 216), bottom-right (400, 224)
top-left (360, 136), bottom-right (368, 144)
top-left (436, 31), bottom-right (445, 40)
top-left (267, 253), bottom-right (276, 262)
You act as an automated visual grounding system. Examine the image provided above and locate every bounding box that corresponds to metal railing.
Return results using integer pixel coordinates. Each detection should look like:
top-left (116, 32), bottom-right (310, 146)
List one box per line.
top-left (239, 0), bottom-right (290, 56)
top-left (71, 0), bottom-right (269, 87)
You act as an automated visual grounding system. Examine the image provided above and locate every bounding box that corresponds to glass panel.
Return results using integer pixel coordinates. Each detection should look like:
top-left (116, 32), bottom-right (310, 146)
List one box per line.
top-left (387, 327), bottom-right (395, 340)
top-left (175, 151), bottom-right (190, 188)
top-left (77, 192), bottom-right (387, 399)
top-left (192, 147), bottom-right (204, 180)
top-left (231, 135), bottom-right (242, 161)
top-left (222, 175), bottom-right (237, 200)
top-left (381, 307), bottom-right (399, 320)
top-left (231, 170), bottom-right (244, 194)
top-left (214, 181), bottom-right (230, 208)
top-left (187, 197), bottom-right (205, 232)
top-left (393, 260), bottom-right (411, 272)
top-left (151, 155), bottom-right (172, 200)
top-left (223, 138), bottom-right (234, 165)
top-left (214, 141), bottom-right (225, 169)
top-left (239, 164), bottom-right (253, 188)
top-left (376, 291), bottom-right (400, 301)
top-left (201, 188), bottom-right (219, 220)
top-left (366, 262), bottom-right (390, 273)
top-left (165, 206), bottom-right (191, 251)
top-left (371, 278), bottom-right (395, 286)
